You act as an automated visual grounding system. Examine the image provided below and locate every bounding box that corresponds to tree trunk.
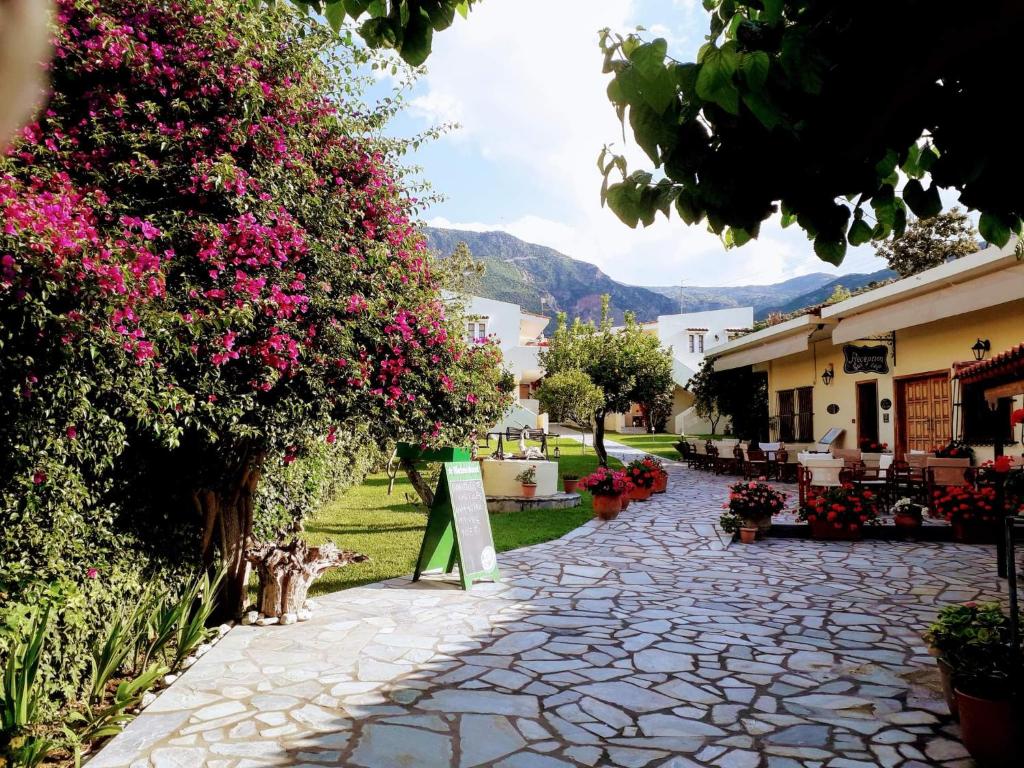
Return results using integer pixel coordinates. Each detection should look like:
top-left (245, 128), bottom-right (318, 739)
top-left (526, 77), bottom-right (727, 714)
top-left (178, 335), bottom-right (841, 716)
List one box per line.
top-left (593, 411), bottom-right (609, 467)
top-left (400, 456), bottom-right (434, 507)
top-left (196, 447), bottom-right (264, 620)
top-left (247, 539), bottom-right (367, 617)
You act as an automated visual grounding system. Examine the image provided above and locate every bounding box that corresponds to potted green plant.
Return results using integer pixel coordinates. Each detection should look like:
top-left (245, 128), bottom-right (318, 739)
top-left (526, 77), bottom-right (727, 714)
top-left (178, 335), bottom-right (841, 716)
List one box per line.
top-left (578, 467), bottom-right (628, 520)
top-left (723, 480), bottom-right (787, 538)
top-left (625, 459), bottom-right (656, 501)
top-left (925, 602), bottom-right (1020, 763)
top-left (562, 474), bottom-right (580, 494)
top-left (798, 483), bottom-right (878, 540)
top-left (891, 496), bottom-right (924, 534)
top-left (515, 465), bottom-right (538, 498)
top-left (930, 484), bottom-right (999, 543)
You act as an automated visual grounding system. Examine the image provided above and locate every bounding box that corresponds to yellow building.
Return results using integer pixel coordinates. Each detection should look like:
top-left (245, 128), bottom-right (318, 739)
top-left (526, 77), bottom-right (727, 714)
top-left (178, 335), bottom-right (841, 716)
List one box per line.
top-left (708, 241), bottom-right (1024, 462)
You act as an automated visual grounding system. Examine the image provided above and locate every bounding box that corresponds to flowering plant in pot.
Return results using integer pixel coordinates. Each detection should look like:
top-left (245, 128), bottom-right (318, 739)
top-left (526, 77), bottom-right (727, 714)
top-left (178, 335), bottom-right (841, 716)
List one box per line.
top-left (930, 485), bottom-right (999, 542)
top-left (891, 497), bottom-right (925, 534)
top-left (625, 459), bottom-right (657, 500)
top-left (578, 467), bottom-right (628, 519)
top-left (858, 437), bottom-right (890, 453)
top-left (562, 474), bottom-right (580, 494)
top-left (724, 480), bottom-right (787, 537)
top-left (798, 484), bottom-right (878, 540)
top-left (515, 465), bottom-right (538, 498)
top-left (925, 602), bottom-right (1020, 762)
top-left (641, 456), bottom-right (668, 493)
top-left (934, 439), bottom-right (975, 461)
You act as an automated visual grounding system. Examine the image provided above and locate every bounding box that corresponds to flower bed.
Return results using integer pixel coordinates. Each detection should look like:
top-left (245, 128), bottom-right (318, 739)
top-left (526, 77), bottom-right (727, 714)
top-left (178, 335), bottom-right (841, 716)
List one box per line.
top-left (721, 480), bottom-right (787, 537)
top-left (930, 485), bottom-right (999, 542)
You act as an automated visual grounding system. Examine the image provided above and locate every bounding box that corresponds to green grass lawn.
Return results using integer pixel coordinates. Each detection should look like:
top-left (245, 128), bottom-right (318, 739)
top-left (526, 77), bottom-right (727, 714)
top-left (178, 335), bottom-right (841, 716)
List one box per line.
top-left (301, 441), bottom-right (619, 596)
top-left (608, 432), bottom-right (684, 460)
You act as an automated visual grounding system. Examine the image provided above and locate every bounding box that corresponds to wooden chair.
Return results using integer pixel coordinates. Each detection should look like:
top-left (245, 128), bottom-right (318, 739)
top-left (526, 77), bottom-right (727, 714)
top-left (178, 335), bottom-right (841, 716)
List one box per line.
top-left (887, 460), bottom-right (928, 506)
top-left (744, 447), bottom-right (769, 479)
top-left (774, 448), bottom-right (797, 483)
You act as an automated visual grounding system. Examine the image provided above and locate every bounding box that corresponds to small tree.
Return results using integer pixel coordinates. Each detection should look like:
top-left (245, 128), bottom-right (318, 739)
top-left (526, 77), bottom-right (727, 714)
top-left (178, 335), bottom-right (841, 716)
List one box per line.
top-left (540, 296), bottom-right (674, 465)
top-left (689, 358), bottom-right (722, 434)
top-left (876, 208), bottom-right (979, 277)
top-left (537, 370), bottom-right (604, 448)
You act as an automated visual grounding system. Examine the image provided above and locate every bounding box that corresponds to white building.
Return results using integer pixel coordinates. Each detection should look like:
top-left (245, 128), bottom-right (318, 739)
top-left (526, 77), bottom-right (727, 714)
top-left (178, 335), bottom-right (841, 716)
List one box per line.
top-left (604, 307), bottom-right (755, 434)
top-left (462, 295), bottom-right (550, 431)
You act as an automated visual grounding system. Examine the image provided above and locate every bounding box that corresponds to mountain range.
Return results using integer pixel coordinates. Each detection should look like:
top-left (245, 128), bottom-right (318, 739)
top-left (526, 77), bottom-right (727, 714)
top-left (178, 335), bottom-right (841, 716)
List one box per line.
top-left (424, 226), bottom-right (895, 323)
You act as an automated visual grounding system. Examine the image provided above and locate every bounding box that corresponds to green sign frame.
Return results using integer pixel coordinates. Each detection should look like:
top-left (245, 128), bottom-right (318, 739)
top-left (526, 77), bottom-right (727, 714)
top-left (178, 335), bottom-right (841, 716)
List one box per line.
top-left (413, 461), bottom-right (500, 590)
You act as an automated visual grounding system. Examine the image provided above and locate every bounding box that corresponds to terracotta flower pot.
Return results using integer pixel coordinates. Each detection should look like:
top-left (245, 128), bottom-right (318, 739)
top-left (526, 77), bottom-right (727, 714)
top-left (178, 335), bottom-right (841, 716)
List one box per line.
top-left (739, 527), bottom-right (757, 544)
top-left (936, 657), bottom-right (958, 719)
top-left (628, 485), bottom-right (653, 501)
top-left (521, 484), bottom-right (537, 498)
top-left (653, 473), bottom-right (668, 493)
top-left (592, 493), bottom-right (621, 520)
top-left (742, 514), bottom-right (772, 539)
top-left (563, 478), bottom-right (579, 494)
top-left (952, 520), bottom-right (997, 544)
top-left (619, 494), bottom-right (630, 510)
top-left (894, 511), bottom-right (921, 535)
top-left (955, 688), bottom-right (1018, 765)
top-left (809, 518), bottom-right (862, 541)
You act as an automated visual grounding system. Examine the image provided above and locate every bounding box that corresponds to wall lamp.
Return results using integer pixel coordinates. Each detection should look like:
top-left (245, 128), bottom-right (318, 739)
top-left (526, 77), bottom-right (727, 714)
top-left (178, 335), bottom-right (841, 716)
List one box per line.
top-left (971, 338), bottom-right (991, 361)
top-left (821, 363), bottom-right (835, 386)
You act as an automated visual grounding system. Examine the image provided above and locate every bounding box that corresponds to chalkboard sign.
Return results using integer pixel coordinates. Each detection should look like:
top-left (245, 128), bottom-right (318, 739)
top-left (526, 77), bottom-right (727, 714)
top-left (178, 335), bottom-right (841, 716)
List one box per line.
top-left (843, 344), bottom-right (889, 374)
top-left (413, 462), bottom-right (499, 589)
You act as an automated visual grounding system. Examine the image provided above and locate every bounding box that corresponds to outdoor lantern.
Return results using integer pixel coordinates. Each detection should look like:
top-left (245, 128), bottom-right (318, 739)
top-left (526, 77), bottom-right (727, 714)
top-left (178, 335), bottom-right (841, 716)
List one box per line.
top-left (821, 363), bottom-right (835, 386)
top-left (553, 444), bottom-right (560, 459)
top-left (971, 338), bottom-right (991, 361)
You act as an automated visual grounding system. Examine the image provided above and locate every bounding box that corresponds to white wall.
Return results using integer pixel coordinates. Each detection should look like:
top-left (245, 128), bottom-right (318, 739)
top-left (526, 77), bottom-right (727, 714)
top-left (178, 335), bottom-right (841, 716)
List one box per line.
top-left (657, 307), bottom-right (754, 387)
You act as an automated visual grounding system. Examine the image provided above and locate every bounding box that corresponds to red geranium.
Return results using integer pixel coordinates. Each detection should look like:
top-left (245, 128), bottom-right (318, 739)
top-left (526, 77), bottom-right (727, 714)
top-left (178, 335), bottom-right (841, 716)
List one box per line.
top-left (799, 483), bottom-right (878, 529)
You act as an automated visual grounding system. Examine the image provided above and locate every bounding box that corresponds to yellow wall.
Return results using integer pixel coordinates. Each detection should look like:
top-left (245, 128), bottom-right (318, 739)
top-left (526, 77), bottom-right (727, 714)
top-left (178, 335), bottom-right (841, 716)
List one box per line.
top-left (765, 299), bottom-right (1024, 461)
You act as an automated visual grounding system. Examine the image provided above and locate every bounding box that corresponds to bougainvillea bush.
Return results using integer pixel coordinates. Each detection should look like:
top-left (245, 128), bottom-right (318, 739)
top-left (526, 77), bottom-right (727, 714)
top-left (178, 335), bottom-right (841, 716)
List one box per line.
top-left (1, 0), bottom-right (509, 732)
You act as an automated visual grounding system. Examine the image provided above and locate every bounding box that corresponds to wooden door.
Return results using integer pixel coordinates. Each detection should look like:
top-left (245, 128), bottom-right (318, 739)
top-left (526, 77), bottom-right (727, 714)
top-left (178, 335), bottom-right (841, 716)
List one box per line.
top-left (897, 374), bottom-right (950, 456)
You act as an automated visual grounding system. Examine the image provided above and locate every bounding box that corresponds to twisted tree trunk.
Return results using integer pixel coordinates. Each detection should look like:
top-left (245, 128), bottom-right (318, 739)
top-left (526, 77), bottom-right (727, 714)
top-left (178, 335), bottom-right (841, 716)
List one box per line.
top-left (247, 539), bottom-right (367, 617)
top-left (593, 410), bottom-right (609, 467)
top-left (399, 456), bottom-right (434, 507)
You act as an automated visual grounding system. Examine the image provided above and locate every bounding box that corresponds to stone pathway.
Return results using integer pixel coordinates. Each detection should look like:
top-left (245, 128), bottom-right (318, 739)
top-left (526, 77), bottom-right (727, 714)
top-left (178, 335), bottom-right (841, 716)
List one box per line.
top-left (92, 446), bottom-right (1007, 768)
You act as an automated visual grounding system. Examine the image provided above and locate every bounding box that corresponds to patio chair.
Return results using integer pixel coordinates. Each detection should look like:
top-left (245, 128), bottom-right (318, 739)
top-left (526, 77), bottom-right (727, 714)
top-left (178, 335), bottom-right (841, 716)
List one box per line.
top-left (799, 456), bottom-right (844, 505)
top-left (925, 458), bottom-right (974, 506)
top-left (774, 448), bottom-right (798, 483)
top-left (887, 460), bottom-right (928, 506)
top-left (831, 447), bottom-right (863, 468)
top-left (744, 447), bottom-right (769, 479)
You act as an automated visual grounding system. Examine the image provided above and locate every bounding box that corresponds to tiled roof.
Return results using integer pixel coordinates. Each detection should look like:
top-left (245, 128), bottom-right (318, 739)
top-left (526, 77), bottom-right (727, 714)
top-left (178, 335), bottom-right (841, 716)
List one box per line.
top-left (956, 342), bottom-right (1024, 383)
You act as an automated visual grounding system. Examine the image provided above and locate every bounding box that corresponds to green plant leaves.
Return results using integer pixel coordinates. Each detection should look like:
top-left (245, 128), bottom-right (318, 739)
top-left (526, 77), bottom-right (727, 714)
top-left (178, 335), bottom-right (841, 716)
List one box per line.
top-left (979, 212), bottom-right (1012, 247)
top-left (696, 45), bottom-right (739, 114)
top-left (848, 218), bottom-right (874, 246)
top-left (739, 50), bottom-right (770, 90)
top-left (814, 234), bottom-right (847, 265)
top-left (901, 179), bottom-right (942, 219)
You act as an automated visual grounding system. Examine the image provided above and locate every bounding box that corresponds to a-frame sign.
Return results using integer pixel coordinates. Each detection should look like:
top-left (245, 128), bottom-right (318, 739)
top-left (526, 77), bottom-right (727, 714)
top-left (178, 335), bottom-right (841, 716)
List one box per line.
top-left (413, 461), bottom-right (500, 590)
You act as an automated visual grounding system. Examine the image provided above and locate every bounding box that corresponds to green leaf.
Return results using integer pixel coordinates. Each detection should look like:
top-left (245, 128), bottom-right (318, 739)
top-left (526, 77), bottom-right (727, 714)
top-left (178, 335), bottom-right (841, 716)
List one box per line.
top-left (919, 143), bottom-right (940, 172)
top-left (847, 218), bottom-right (873, 246)
top-left (742, 91), bottom-right (780, 130)
top-left (629, 103), bottom-right (664, 163)
top-left (397, 8), bottom-right (433, 66)
top-left (695, 47), bottom-right (739, 114)
top-left (630, 39), bottom-right (668, 80)
top-left (979, 212), bottom-right (1011, 247)
top-left (762, 0), bottom-right (783, 23)
top-left (874, 149), bottom-right (898, 180)
top-left (325, 1), bottom-right (346, 33)
top-left (814, 234), bottom-right (847, 266)
top-left (739, 51), bottom-right (770, 90)
top-left (901, 179), bottom-right (941, 218)
top-left (675, 191), bottom-right (704, 225)
top-left (674, 63), bottom-right (699, 99)
top-left (901, 143), bottom-right (922, 179)
top-left (606, 183), bottom-right (641, 228)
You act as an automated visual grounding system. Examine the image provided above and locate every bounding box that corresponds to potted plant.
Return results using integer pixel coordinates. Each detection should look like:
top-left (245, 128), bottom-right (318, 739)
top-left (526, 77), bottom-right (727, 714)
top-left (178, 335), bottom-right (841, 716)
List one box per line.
top-left (619, 477), bottom-right (634, 509)
top-left (925, 602), bottom-right (1020, 763)
top-left (515, 465), bottom-right (538, 498)
top-left (798, 483), bottom-right (878, 540)
top-left (858, 437), bottom-right (890, 469)
top-left (723, 480), bottom-right (787, 538)
top-left (642, 457), bottom-right (668, 493)
top-left (562, 474), bottom-right (580, 494)
top-left (931, 484), bottom-right (999, 543)
top-left (578, 467), bottom-right (627, 520)
top-left (625, 459), bottom-right (657, 501)
top-left (891, 496), bottom-right (925, 534)
top-left (934, 439), bottom-right (975, 462)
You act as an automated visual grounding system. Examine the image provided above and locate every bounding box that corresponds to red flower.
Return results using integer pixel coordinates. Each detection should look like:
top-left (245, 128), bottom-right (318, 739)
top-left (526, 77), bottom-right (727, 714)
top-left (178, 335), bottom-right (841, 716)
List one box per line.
top-left (32, 470), bottom-right (46, 485)
top-left (87, 567), bottom-right (98, 579)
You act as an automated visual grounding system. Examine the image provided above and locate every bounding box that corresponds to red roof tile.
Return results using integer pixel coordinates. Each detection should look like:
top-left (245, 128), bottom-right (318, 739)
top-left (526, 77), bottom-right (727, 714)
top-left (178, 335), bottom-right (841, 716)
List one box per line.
top-left (956, 342), bottom-right (1024, 383)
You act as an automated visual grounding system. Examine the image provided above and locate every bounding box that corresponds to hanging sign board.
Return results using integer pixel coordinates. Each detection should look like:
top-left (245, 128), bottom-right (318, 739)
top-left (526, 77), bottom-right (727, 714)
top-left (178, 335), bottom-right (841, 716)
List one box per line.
top-left (413, 462), bottom-right (499, 590)
top-left (843, 344), bottom-right (889, 375)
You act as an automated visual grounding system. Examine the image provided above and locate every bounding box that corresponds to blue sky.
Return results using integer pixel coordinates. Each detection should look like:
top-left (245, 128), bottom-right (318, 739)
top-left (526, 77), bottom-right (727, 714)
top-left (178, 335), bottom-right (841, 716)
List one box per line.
top-left (381, 0), bottom-right (894, 288)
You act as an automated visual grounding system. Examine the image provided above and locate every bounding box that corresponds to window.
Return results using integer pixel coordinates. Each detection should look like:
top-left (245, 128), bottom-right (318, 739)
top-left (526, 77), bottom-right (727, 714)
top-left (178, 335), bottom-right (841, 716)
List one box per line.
top-left (961, 384), bottom-right (1014, 444)
top-left (698, 334), bottom-right (704, 353)
top-left (688, 334), bottom-right (695, 353)
top-left (777, 386), bottom-right (814, 442)
top-left (466, 321), bottom-right (487, 342)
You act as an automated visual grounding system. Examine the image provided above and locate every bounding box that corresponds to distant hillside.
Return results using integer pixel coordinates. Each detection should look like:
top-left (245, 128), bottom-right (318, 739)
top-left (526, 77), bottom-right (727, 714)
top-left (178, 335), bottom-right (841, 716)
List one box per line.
top-left (424, 226), bottom-right (896, 324)
top-left (424, 227), bottom-right (677, 323)
top-left (643, 274), bottom-right (837, 315)
top-left (758, 269), bottom-right (897, 317)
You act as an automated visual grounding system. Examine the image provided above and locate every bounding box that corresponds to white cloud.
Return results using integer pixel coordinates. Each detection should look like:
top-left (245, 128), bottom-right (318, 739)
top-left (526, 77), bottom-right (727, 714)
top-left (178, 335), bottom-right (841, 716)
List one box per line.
top-left (412, 0), bottom-right (889, 287)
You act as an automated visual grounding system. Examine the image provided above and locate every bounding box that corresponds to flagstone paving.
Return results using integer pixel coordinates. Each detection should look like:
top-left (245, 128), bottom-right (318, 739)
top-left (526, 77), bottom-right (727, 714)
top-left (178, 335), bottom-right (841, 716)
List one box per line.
top-left (93, 445), bottom-right (1008, 768)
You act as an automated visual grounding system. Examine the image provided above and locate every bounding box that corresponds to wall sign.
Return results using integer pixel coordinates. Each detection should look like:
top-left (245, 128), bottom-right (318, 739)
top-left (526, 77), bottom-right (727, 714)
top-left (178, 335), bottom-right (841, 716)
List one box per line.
top-left (826, 404), bottom-right (840, 415)
top-left (842, 344), bottom-right (889, 375)
top-left (880, 398), bottom-right (892, 411)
